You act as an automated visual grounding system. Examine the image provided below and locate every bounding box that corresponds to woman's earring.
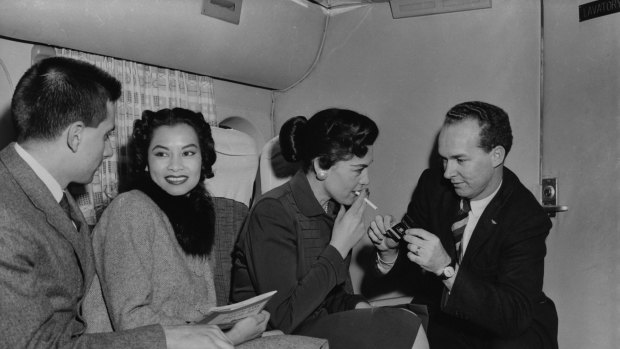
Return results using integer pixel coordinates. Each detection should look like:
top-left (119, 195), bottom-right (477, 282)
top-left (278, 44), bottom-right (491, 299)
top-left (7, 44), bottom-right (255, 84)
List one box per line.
top-left (317, 170), bottom-right (327, 180)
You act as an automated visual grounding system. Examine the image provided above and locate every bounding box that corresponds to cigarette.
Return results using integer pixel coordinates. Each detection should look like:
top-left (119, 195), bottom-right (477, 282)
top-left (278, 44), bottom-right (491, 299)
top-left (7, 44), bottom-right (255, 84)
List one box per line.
top-left (355, 191), bottom-right (378, 210)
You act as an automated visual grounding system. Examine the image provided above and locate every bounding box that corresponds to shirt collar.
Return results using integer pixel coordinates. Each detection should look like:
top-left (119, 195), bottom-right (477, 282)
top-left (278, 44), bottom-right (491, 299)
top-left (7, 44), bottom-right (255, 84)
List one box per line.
top-left (289, 170), bottom-right (329, 217)
top-left (14, 143), bottom-right (64, 202)
top-left (469, 180), bottom-right (502, 217)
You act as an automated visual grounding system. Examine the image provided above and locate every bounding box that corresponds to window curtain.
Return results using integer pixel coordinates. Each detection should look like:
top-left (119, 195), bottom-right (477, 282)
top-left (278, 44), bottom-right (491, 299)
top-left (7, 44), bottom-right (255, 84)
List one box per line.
top-left (57, 48), bottom-right (219, 225)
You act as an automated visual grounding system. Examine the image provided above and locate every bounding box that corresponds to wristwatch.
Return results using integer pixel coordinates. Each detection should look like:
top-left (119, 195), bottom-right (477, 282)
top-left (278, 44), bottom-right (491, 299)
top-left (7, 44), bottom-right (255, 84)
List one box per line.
top-left (438, 258), bottom-right (457, 280)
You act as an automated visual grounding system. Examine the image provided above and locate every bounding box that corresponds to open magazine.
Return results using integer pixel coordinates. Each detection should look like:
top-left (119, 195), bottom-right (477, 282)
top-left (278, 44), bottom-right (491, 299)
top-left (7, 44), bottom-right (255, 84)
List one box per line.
top-left (197, 290), bottom-right (277, 329)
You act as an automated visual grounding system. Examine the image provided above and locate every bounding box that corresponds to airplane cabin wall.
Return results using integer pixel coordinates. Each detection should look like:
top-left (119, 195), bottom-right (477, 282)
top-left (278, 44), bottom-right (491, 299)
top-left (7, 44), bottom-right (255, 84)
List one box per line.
top-left (0, 38), bottom-right (31, 149)
top-left (274, 1), bottom-right (543, 299)
top-left (542, 1), bottom-right (620, 348)
top-left (213, 80), bottom-right (274, 151)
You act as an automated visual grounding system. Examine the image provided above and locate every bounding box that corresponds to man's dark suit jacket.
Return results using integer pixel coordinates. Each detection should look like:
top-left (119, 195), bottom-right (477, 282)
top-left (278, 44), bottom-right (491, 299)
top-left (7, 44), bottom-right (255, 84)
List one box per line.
top-left (388, 167), bottom-right (558, 349)
top-left (0, 144), bottom-right (165, 349)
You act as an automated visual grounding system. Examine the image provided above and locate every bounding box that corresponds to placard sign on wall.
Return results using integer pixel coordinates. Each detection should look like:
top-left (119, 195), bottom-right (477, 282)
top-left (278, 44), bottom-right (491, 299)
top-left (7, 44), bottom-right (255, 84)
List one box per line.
top-left (579, 0), bottom-right (620, 22)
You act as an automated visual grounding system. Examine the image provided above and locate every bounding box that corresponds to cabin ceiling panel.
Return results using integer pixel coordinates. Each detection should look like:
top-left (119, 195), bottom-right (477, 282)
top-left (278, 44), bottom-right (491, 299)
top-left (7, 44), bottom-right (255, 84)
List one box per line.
top-left (309, 0), bottom-right (387, 8)
top-left (0, 0), bottom-right (326, 90)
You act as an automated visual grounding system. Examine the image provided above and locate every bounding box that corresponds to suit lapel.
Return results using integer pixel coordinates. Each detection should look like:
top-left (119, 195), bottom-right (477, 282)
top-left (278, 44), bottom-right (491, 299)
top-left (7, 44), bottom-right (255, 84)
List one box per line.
top-left (461, 171), bottom-right (515, 266)
top-left (0, 144), bottom-right (95, 285)
top-left (462, 211), bottom-right (497, 266)
top-left (64, 190), bottom-right (96, 287)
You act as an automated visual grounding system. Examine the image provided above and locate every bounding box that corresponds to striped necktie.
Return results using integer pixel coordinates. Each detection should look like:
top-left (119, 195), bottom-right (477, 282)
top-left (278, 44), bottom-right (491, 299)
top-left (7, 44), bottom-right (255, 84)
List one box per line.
top-left (60, 194), bottom-right (82, 231)
top-left (451, 199), bottom-right (471, 263)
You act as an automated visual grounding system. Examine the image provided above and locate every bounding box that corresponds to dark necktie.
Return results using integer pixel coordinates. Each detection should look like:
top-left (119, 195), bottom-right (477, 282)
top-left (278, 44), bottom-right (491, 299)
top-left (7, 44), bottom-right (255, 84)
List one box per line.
top-left (451, 199), bottom-right (471, 263)
top-left (60, 194), bottom-right (82, 231)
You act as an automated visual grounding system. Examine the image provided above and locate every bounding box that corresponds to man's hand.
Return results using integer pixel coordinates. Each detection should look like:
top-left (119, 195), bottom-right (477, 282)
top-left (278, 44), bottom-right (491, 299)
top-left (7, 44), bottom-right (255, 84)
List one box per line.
top-left (225, 310), bottom-right (270, 345)
top-left (403, 229), bottom-right (451, 274)
top-left (162, 324), bottom-right (233, 349)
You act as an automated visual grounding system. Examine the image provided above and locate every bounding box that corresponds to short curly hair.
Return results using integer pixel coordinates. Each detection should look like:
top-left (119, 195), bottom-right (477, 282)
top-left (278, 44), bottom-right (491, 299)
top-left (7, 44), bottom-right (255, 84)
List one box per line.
top-left (131, 108), bottom-right (216, 181)
top-left (444, 101), bottom-right (513, 155)
top-left (279, 108), bottom-right (378, 172)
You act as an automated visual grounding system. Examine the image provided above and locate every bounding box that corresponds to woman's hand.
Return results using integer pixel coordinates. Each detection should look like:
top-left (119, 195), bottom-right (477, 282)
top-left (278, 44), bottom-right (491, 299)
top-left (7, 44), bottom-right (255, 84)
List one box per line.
top-left (368, 215), bottom-right (400, 262)
top-left (330, 191), bottom-right (368, 258)
top-left (225, 310), bottom-right (270, 345)
top-left (368, 215), bottom-right (401, 252)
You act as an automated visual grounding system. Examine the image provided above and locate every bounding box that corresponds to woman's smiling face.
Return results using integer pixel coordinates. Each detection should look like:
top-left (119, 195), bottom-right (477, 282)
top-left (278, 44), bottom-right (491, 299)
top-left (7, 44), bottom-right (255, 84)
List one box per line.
top-left (147, 123), bottom-right (202, 196)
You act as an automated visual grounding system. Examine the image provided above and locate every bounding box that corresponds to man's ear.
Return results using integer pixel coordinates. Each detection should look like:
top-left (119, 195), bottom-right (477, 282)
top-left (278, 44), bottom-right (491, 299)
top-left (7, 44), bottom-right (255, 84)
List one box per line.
top-left (491, 145), bottom-right (506, 168)
top-left (66, 121), bottom-right (85, 153)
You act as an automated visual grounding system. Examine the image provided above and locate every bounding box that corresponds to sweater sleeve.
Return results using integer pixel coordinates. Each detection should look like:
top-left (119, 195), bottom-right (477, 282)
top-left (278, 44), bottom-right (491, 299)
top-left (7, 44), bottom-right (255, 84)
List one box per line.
top-left (93, 193), bottom-right (185, 329)
top-left (243, 198), bottom-right (350, 333)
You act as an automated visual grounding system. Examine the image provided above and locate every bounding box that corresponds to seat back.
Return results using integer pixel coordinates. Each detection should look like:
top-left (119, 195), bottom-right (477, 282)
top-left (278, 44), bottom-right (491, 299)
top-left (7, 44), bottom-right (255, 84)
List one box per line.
top-left (258, 136), bottom-right (301, 194)
top-left (206, 127), bottom-right (259, 207)
top-left (206, 126), bottom-right (260, 305)
top-left (211, 196), bottom-right (248, 306)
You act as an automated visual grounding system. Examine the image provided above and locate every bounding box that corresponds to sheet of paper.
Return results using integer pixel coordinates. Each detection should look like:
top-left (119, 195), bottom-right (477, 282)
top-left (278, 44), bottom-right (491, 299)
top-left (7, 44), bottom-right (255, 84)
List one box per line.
top-left (197, 290), bottom-right (277, 329)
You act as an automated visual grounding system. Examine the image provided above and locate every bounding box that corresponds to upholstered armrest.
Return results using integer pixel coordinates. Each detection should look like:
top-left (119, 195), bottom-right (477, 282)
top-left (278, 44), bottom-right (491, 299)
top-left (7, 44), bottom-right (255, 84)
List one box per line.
top-left (237, 335), bottom-right (329, 349)
top-left (368, 295), bottom-right (413, 307)
top-left (212, 196), bottom-right (249, 306)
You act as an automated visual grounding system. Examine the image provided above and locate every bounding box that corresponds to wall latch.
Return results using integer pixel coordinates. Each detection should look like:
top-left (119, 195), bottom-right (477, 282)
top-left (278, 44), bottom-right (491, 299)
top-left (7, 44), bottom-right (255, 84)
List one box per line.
top-left (541, 177), bottom-right (569, 217)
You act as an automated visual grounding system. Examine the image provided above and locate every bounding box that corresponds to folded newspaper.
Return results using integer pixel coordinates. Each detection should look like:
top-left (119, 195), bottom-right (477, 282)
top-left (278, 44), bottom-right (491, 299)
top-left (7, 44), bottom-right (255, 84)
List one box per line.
top-left (198, 290), bottom-right (277, 329)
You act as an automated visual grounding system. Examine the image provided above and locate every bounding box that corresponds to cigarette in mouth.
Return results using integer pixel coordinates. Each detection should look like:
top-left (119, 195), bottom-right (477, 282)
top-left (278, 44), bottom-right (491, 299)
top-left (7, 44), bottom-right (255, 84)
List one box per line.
top-left (354, 191), bottom-right (378, 210)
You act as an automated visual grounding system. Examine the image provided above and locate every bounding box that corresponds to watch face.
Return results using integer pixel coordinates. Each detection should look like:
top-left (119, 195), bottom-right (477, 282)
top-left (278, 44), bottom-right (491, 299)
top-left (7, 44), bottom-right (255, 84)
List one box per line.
top-left (443, 266), bottom-right (455, 279)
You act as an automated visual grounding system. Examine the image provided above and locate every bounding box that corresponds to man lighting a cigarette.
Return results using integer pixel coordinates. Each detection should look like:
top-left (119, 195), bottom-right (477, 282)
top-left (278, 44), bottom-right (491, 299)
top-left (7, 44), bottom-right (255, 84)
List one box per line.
top-left (367, 101), bottom-right (558, 349)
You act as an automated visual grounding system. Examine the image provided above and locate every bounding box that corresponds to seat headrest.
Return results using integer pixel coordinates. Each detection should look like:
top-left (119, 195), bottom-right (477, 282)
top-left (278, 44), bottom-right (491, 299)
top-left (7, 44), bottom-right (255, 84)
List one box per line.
top-left (259, 136), bottom-right (301, 194)
top-left (205, 127), bottom-right (259, 207)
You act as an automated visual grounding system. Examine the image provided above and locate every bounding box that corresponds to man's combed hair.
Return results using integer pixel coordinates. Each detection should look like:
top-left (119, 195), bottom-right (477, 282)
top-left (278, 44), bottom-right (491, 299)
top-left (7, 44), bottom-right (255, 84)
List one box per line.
top-left (444, 101), bottom-right (513, 155)
top-left (11, 56), bottom-right (121, 141)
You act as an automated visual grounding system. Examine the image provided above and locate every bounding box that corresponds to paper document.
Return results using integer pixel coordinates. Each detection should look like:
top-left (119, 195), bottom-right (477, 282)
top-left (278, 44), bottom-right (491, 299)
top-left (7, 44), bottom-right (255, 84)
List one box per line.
top-left (197, 290), bottom-right (277, 329)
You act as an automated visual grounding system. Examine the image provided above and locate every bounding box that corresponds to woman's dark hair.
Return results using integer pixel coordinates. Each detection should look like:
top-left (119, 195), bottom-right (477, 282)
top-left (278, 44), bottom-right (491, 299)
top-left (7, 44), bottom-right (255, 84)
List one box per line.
top-left (279, 108), bottom-right (378, 172)
top-left (131, 108), bottom-right (216, 181)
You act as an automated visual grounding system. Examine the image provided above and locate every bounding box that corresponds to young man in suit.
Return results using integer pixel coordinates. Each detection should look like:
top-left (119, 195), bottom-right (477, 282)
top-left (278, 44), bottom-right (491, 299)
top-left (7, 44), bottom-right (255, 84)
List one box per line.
top-left (0, 57), bottom-right (239, 349)
top-left (368, 101), bottom-right (558, 348)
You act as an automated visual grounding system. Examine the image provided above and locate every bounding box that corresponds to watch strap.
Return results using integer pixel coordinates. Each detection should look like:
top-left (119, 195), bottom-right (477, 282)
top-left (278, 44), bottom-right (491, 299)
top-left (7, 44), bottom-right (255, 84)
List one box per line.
top-left (438, 257), bottom-right (456, 280)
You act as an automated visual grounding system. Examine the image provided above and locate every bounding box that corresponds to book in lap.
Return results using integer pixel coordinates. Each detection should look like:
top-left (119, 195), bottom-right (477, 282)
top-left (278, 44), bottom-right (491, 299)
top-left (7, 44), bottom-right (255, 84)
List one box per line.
top-left (198, 290), bottom-right (277, 329)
